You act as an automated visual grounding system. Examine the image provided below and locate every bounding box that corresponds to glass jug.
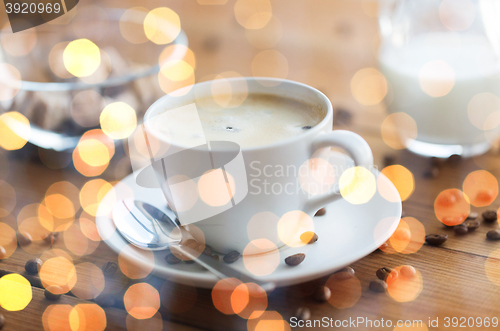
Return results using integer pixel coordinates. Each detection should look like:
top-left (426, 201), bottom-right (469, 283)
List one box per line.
top-left (378, 0), bottom-right (500, 157)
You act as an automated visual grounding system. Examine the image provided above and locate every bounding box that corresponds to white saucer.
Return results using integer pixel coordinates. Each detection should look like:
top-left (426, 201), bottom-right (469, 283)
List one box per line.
top-left (96, 166), bottom-right (401, 289)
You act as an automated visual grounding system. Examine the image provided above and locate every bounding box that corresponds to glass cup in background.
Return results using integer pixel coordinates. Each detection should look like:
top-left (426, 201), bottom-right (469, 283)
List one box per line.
top-left (378, 0), bottom-right (500, 158)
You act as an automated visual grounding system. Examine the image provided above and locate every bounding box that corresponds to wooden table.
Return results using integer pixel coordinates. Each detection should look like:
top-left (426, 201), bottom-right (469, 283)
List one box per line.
top-left (2, 0), bottom-right (500, 330)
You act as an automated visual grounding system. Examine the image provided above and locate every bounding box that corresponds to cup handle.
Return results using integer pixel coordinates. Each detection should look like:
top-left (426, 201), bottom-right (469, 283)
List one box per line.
top-left (304, 130), bottom-right (373, 213)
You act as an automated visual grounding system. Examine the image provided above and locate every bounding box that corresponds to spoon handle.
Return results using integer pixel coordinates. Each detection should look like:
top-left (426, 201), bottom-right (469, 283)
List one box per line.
top-left (174, 245), bottom-right (276, 292)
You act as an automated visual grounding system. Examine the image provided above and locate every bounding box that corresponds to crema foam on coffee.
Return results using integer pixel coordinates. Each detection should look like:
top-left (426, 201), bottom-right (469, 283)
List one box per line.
top-left (152, 93), bottom-right (324, 148)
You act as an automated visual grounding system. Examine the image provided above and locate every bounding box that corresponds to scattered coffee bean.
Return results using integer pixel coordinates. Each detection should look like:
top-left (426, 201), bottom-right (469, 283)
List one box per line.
top-left (43, 232), bottom-right (60, 245)
top-left (203, 245), bottom-right (213, 256)
top-left (0, 246), bottom-right (6, 259)
top-left (0, 314), bottom-right (4, 330)
top-left (464, 220), bottom-right (480, 232)
top-left (285, 253), bottom-right (306, 266)
top-left (300, 231), bottom-right (318, 244)
top-left (212, 254), bottom-right (220, 261)
top-left (454, 223), bottom-right (468, 235)
top-left (223, 251), bottom-right (241, 264)
top-left (25, 258), bottom-right (42, 275)
top-left (335, 266), bottom-right (355, 277)
top-left (17, 232), bottom-right (32, 246)
top-left (425, 234), bottom-right (448, 246)
top-left (315, 208), bottom-right (326, 216)
top-left (302, 126), bottom-right (312, 130)
top-left (483, 210), bottom-right (498, 223)
top-left (101, 262), bottom-right (118, 276)
top-left (44, 286), bottom-right (62, 301)
top-left (487, 229), bottom-right (500, 240)
top-left (312, 286), bottom-right (331, 302)
top-left (369, 279), bottom-right (387, 293)
top-left (400, 265), bottom-right (416, 278)
top-left (185, 259), bottom-right (195, 264)
top-left (423, 166), bottom-right (439, 179)
top-left (376, 267), bottom-right (394, 281)
top-left (166, 253), bottom-right (181, 264)
top-left (467, 212), bottom-right (479, 220)
top-left (295, 307), bottom-right (311, 321)
top-left (95, 294), bottom-right (116, 307)
top-left (383, 155), bottom-right (396, 167)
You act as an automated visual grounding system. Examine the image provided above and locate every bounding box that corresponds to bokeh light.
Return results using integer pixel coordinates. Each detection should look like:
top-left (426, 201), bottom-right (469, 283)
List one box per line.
top-left (247, 310), bottom-right (290, 331)
top-left (277, 210), bottom-right (314, 247)
top-left (387, 265), bottom-right (423, 302)
top-left (49, 42), bottom-right (73, 79)
top-left (79, 179), bottom-right (115, 217)
top-left (63, 39), bottom-right (101, 77)
top-left (350, 68), bottom-right (387, 106)
top-left (251, 50), bottom-right (288, 85)
top-left (0, 222), bottom-right (17, 259)
top-left (126, 312), bottom-right (163, 331)
top-left (64, 222), bottom-right (100, 256)
top-left (419, 60), bottom-right (455, 97)
top-left (79, 213), bottom-right (102, 242)
top-left (247, 211), bottom-right (280, 244)
top-left (326, 273), bottom-right (362, 309)
top-left (159, 44), bottom-right (196, 69)
top-left (120, 7), bottom-right (149, 44)
top-left (234, 0), bottom-right (272, 29)
top-left (0, 112), bottom-right (31, 150)
top-left (46, 181), bottom-right (81, 213)
top-left (212, 277), bottom-right (243, 315)
top-left (467, 93), bottom-right (500, 131)
top-left (100, 102), bottom-right (137, 140)
top-left (339, 166), bottom-right (376, 204)
top-left (379, 165), bottom-right (414, 202)
top-left (1, 22), bottom-right (37, 56)
top-left (0, 63), bottom-right (21, 101)
top-left (231, 283), bottom-right (267, 319)
top-left (298, 158), bottom-right (335, 195)
top-left (462, 170), bottom-right (498, 207)
top-left (143, 7), bottom-right (181, 45)
top-left (211, 71), bottom-right (248, 108)
top-left (71, 263), bottom-right (105, 300)
top-left (243, 239), bottom-right (280, 276)
top-left (73, 130), bottom-right (115, 177)
top-left (0, 274), bottom-right (32, 311)
top-left (158, 59), bottom-right (195, 95)
top-left (43, 304), bottom-right (73, 331)
top-left (439, 0), bottom-right (475, 31)
top-left (39, 256), bottom-right (77, 294)
top-left (381, 113), bottom-right (418, 149)
top-left (434, 189), bottom-right (470, 226)
top-left (198, 169), bottom-right (235, 207)
top-left (124, 283), bottom-right (161, 319)
top-left (245, 15), bottom-right (282, 49)
top-left (70, 304), bottom-right (107, 331)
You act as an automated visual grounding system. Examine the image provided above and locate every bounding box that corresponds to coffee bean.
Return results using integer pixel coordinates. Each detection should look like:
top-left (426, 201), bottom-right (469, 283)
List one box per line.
top-left (464, 220), bottom-right (480, 232)
top-left (95, 294), bottom-right (116, 307)
top-left (203, 245), bottom-right (213, 256)
top-left (423, 166), bottom-right (439, 179)
top-left (425, 234), bottom-right (448, 246)
top-left (0, 246), bottom-right (6, 259)
top-left (285, 253), bottom-right (306, 266)
top-left (487, 229), bottom-right (500, 240)
top-left (295, 307), bottom-right (311, 321)
top-left (185, 259), bottom-right (195, 264)
top-left (376, 267), bottom-right (394, 281)
top-left (302, 126), bottom-right (312, 130)
top-left (101, 262), bottom-right (118, 276)
top-left (223, 251), bottom-right (241, 264)
top-left (454, 223), bottom-right (468, 235)
top-left (335, 266), bottom-right (355, 277)
top-left (25, 258), bottom-right (42, 275)
top-left (312, 286), bottom-right (331, 302)
top-left (166, 253), bottom-right (181, 264)
top-left (300, 231), bottom-right (318, 244)
top-left (369, 279), bottom-right (387, 293)
top-left (212, 254), bottom-right (220, 261)
top-left (44, 286), bottom-right (62, 301)
top-left (17, 232), bottom-right (32, 246)
top-left (467, 212), bottom-right (479, 220)
top-left (43, 232), bottom-right (60, 245)
top-left (315, 208), bottom-right (326, 216)
top-left (0, 314), bottom-right (4, 330)
top-left (400, 265), bottom-right (416, 278)
top-left (483, 210), bottom-right (498, 223)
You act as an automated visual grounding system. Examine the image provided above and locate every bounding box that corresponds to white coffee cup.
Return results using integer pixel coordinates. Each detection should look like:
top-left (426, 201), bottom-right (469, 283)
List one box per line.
top-left (141, 77), bottom-right (373, 253)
